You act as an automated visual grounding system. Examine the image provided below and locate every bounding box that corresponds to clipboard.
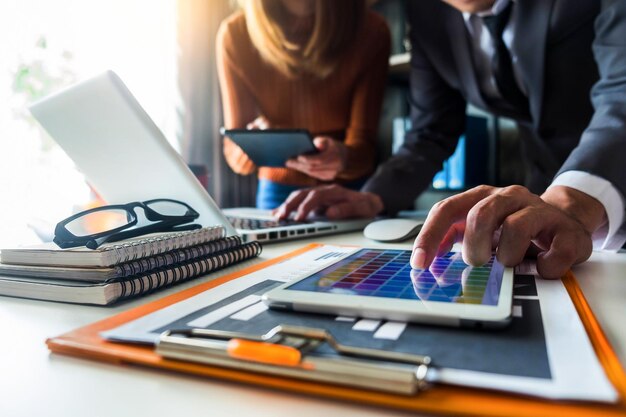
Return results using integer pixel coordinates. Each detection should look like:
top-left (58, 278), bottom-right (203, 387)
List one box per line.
top-left (46, 244), bottom-right (626, 417)
top-left (156, 325), bottom-right (430, 395)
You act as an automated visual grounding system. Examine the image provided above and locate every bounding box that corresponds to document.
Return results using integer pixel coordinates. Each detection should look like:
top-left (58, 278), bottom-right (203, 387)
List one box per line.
top-left (102, 245), bottom-right (617, 402)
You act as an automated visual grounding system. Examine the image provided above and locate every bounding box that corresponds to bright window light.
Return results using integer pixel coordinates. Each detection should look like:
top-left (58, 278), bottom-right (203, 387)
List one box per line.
top-left (0, 0), bottom-right (177, 246)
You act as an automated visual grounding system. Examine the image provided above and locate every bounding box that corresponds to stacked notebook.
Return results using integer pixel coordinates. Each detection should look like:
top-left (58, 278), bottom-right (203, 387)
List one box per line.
top-left (0, 226), bottom-right (261, 305)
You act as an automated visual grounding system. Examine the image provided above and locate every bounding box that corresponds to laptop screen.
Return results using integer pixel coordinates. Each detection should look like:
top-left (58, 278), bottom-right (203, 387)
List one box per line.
top-left (29, 71), bottom-right (237, 235)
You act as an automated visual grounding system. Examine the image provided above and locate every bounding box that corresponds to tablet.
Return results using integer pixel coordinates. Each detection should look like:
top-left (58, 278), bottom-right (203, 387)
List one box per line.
top-left (220, 128), bottom-right (317, 167)
top-left (262, 249), bottom-right (514, 328)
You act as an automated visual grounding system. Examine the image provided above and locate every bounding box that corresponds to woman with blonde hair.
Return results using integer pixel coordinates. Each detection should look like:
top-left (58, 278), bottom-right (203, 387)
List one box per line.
top-left (217, 0), bottom-right (390, 209)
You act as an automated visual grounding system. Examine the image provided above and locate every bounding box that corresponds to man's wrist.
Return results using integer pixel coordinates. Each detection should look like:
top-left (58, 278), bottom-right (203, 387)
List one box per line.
top-left (541, 185), bottom-right (607, 234)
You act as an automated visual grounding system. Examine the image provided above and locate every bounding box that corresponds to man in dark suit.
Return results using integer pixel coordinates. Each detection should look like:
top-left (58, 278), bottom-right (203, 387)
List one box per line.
top-left (275, 0), bottom-right (626, 279)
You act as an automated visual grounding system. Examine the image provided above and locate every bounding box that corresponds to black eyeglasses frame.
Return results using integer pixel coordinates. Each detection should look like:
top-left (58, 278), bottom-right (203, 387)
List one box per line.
top-left (53, 198), bottom-right (200, 249)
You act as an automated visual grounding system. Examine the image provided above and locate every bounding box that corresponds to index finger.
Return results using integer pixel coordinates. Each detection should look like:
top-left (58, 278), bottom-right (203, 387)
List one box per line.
top-left (411, 185), bottom-right (496, 269)
top-left (274, 189), bottom-right (312, 220)
top-left (295, 187), bottom-right (347, 221)
top-left (297, 152), bottom-right (327, 166)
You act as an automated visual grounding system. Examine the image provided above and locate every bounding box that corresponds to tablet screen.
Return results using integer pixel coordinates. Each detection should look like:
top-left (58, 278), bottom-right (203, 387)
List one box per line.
top-left (221, 129), bottom-right (315, 167)
top-left (286, 249), bottom-right (505, 306)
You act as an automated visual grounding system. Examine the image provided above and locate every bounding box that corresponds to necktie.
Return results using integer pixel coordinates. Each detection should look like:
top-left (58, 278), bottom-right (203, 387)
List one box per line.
top-left (481, 3), bottom-right (528, 112)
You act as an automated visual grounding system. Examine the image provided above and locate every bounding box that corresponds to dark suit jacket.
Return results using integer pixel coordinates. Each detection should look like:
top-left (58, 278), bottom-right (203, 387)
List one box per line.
top-left (364, 0), bottom-right (626, 215)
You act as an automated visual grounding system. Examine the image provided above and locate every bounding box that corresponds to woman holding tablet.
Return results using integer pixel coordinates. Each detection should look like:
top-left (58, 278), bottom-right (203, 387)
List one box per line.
top-left (216, 0), bottom-right (390, 209)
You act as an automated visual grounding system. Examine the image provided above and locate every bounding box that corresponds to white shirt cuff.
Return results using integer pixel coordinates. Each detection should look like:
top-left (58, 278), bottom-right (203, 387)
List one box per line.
top-left (549, 171), bottom-right (626, 251)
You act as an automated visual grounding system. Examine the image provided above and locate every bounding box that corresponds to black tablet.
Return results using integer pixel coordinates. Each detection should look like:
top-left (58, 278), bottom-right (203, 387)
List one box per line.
top-left (221, 128), bottom-right (317, 168)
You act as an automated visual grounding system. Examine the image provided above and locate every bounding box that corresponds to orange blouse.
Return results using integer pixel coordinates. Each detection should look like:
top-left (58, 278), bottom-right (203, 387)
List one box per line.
top-left (216, 10), bottom-right (391, 187)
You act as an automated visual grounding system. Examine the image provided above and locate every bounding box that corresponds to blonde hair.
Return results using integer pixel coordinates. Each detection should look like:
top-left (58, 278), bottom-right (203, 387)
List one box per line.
top-left (239, 0), bottom-right (366, 78)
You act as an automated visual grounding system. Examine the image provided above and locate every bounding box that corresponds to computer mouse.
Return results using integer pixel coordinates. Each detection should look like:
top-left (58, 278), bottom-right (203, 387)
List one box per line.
top-left (363, 218), bottom-right (424, 243)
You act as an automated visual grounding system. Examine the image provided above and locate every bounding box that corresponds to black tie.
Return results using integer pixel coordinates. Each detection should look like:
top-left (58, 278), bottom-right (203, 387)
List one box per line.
top-left (481, 3), bottom-right (528, 112)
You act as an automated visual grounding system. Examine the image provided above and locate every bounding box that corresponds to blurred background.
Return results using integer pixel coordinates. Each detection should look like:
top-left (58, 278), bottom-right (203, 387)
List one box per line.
top-left (0, 0), bottom-right (178, 246)
top-left (0, 0), bottom-right (520, 247)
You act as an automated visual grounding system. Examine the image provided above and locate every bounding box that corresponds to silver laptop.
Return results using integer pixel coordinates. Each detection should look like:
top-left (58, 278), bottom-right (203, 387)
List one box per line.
top-left (29, 70), bottom-right (370, 243)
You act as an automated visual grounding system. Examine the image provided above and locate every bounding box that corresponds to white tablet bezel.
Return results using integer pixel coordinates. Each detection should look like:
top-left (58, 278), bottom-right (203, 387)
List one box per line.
top-left (262, 249), bottom-right (514, 328)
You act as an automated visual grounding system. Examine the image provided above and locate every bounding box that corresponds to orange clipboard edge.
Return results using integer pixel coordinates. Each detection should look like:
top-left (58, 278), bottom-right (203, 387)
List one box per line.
top-left (562, 271), bottom-right (626, 399)
top-left (46, 245), bottom-right (626, 417)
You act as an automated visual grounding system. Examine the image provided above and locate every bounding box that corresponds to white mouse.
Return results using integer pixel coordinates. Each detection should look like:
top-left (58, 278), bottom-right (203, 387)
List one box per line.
top-left (363, 218), bottom-right (424, 243)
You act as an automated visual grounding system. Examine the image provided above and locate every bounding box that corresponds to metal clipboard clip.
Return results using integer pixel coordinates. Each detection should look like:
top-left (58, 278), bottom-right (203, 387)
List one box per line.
top-left (156, 325), bottom-right (432, 395)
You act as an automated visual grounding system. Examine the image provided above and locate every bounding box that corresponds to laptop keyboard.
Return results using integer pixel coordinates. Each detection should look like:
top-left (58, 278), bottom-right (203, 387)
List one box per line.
top-left (226, 216), bottom-right (306, 230)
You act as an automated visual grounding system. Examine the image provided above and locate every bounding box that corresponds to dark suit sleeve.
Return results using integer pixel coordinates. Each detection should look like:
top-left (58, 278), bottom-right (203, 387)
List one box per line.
top-left (362, 19), bottom-right (467, 215)
top-left (557, 0), bottom-right (626, 201)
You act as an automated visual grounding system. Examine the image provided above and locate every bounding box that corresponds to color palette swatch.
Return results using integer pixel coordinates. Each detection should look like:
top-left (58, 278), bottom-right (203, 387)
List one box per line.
top-left (287, 249), bottom-right (504, 306)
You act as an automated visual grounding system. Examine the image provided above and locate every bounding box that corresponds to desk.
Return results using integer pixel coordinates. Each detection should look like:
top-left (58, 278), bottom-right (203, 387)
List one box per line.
top-left (1, 232), bottom-right (625, 417)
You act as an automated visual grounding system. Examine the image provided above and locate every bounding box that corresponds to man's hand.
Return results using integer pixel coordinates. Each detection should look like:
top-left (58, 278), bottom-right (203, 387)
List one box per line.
top-left (410, 185), bottom-right (606, 279)
top-left (273, 184), bottom-right (384, 222)
top-left (286, 136), bottom-right (346, 181)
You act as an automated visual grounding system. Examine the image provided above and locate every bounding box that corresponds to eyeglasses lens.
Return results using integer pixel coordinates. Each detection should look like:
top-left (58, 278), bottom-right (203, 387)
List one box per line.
top-left (146, 200), bottom-right (190, 217)
top-left (65, 209), bottom-right (131, 237)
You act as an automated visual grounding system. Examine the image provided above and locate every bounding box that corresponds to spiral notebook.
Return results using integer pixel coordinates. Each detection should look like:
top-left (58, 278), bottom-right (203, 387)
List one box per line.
top-left (0, 236), bottom-right (244, 282)
top-left (0, 240), bottom-right (262, 305)
top-left (0, 226), bottom-right (225, 267)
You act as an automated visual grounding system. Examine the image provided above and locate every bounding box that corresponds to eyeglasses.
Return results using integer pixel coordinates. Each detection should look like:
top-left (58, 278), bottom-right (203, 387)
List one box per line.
top-left (53, 199), bottom-right (201, 249)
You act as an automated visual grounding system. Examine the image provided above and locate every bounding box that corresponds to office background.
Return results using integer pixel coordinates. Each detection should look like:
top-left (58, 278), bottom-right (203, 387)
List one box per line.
top-left (0, 0), bottom-right (523, 248)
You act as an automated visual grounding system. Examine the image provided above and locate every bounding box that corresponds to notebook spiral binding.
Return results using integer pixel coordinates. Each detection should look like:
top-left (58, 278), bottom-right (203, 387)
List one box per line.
top-left (103, 226), bottom-right (226, 265)
top-left (117, 240), bottom-right (262, 299)
top-left (113, 236), bottom-right (243, 277)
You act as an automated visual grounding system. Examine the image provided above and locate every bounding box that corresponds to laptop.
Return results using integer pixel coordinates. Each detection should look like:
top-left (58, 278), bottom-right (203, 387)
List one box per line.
top-left (29, 70), bottom-right (370, 243)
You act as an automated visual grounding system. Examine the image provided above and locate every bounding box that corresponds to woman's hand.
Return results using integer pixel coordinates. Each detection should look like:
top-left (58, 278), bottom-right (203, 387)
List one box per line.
top-left (222, 115), bottom-right (270, 175)
top-left (247, 115), bottom-right (270, 130)
top-left (286, 136), bottom-right (346, 181)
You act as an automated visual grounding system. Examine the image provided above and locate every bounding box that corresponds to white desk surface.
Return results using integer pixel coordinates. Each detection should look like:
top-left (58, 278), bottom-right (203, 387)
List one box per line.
top-left (1, 232), bottom-right (625, 417)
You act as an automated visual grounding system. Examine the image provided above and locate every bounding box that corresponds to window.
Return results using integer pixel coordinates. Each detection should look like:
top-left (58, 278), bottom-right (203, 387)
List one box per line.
top-left (0, 0), bottom-right (177, 246)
